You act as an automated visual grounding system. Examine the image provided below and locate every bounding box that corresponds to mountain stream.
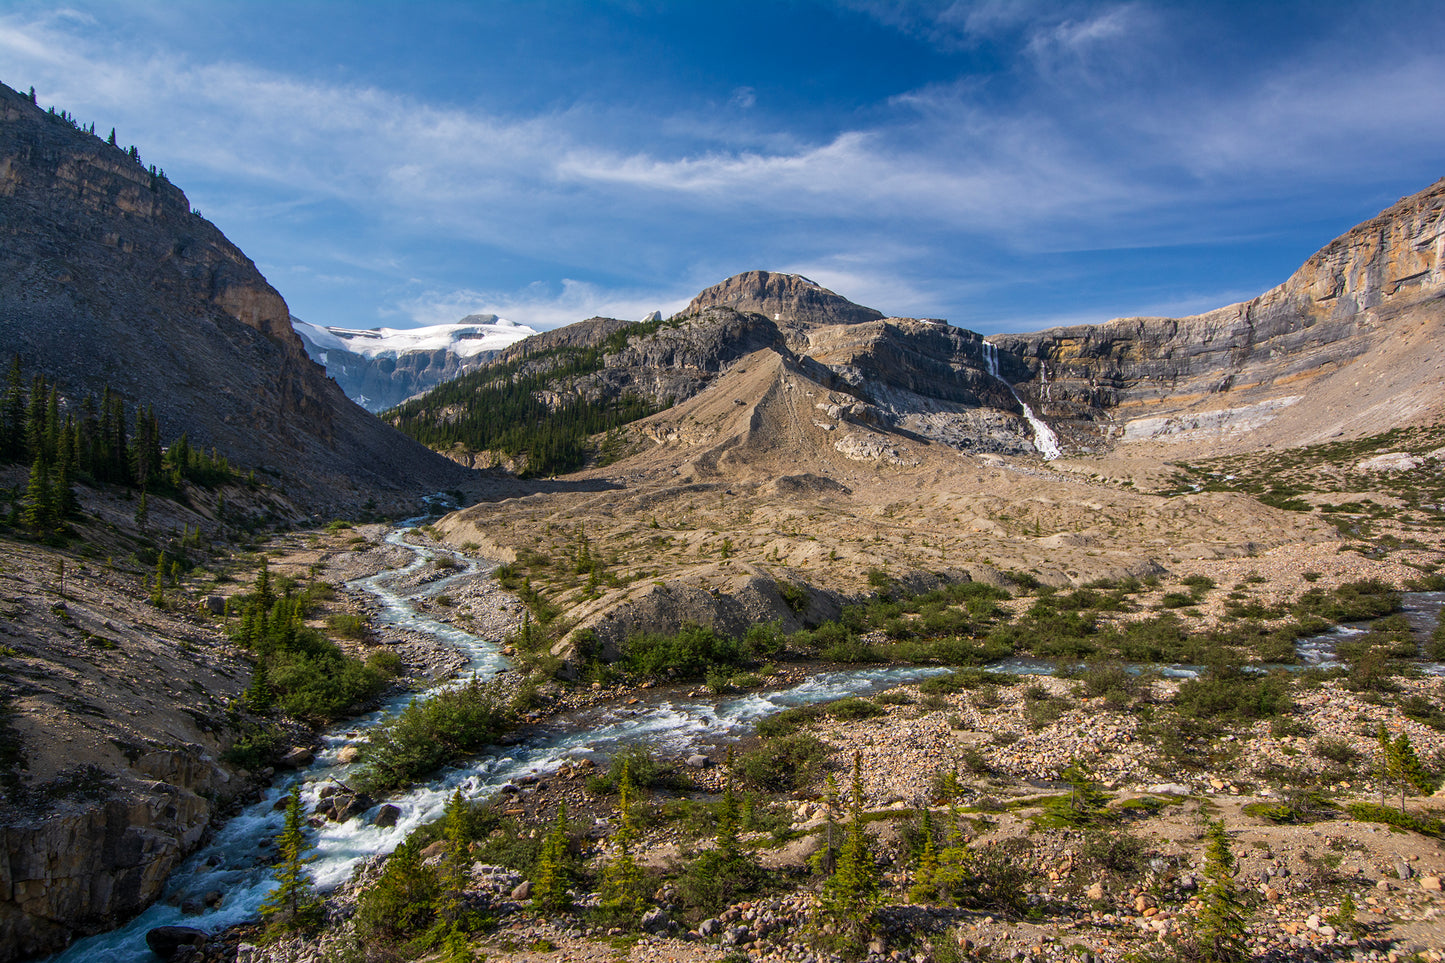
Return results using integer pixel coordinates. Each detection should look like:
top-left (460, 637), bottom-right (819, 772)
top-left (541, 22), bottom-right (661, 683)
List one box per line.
top-left (49, 519), bottom-right (946, 963)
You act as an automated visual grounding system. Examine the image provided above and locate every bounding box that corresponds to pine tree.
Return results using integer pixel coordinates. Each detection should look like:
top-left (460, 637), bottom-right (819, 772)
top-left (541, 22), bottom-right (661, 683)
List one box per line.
top-left (908, 807), bottom-right (940, 903)
top-left (1, 355), bottom-right (23, 461)
top-left (820, 751), bottom-right (880, 946)
top-left (1328, 891), bottom-right (1364, 939)
top-left (1060, 757), bottom-right (1109, 824)
top-left (134, 489), bottom-right (149, 530)
top-left (256, 557), bottom-right (274, 606)
top-left (437, 789), bottom-right (472, 931)
top-left (151, 552), bottom-right (166, 608)
top-left (245, 657), bottom-right (272, 711)
top-left (600, 760), bottom-right (649, 924)
top-left (21, 454), bottom-right (56, 538)
top-left (1193, 820), bottom-right (1247, 963)
top-left (532, 803), bottom-right (571, 912)
top-left (260, 784), bottom-right (320, 930)
top-left (107, 127), bottom-right (117, 147)
top-left (1391, 731), bottom-right (1434, 810)
top-left (54, 421), bottom-right (77, 517)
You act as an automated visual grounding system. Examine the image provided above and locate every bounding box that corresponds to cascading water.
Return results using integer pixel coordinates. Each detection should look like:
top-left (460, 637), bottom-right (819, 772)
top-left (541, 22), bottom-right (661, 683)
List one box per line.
top-left (981, 341), bottom-right (1062, 461)
top-left (48, 521), bottom-right (946, 963)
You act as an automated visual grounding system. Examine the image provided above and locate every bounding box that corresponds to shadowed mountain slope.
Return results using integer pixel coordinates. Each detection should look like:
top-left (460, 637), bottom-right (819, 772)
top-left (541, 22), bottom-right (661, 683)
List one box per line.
top-left (0, 82), bottom-right (478, 514)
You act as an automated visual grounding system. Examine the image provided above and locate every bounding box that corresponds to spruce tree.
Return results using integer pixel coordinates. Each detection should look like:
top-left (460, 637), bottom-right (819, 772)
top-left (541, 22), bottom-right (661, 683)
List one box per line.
top-left (820, 751), bottom-right (880, 946)
top-left (1194, 820), bottom-right (1247, 963)
top-left (21, 454), bottom-right (55, 538)
top-left (2, 355), bottom-right (22, 461)
top-left (245, 657), bottom-right (272, 711)
top-left (260, 784), bottom-right (320, 930)
top-left (151, 552), bottom-right (166, 608)
top-left (437, 789), bottom-right (472, 931)
top-left (532, 803), bottom-right (571, 912)
top-left (1391, 731), bottom-right (1433, 810)
top-left (600, 760), bottom-right (649, 924)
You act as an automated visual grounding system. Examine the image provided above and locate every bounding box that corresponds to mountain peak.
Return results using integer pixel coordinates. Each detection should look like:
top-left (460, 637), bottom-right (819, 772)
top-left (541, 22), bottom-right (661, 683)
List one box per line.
top-left (682, 270), bottom-right (885, 326)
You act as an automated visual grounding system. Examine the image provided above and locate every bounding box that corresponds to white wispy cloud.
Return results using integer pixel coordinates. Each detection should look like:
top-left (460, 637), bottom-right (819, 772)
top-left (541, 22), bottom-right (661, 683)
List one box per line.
top-left (395, 280), bottom-right (692, 331)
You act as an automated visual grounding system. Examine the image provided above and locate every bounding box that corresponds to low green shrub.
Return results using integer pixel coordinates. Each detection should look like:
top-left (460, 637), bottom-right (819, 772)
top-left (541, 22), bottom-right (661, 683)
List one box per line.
top-left (1344, 801), bottom-right (1444, 838)
top-left (1173, 667), bottom-right (1292, 720)
top-left (621, 623), bottom-right (743, 679)
top-left (735, 733), bottom-right (828, 792)
top-left (827, 697), bottom-right (886, 721)
top-left (587, 744), bottom-right (673, 794)
top-left (754, 703), bottom-right (826, 738)
top-left (355, 677), bottom-right (516, 793)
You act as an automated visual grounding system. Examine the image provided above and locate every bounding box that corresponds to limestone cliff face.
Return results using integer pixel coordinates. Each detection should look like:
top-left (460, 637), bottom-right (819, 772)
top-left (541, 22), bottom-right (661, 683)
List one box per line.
top-left (0, 82), bottom-right (474, 513)
top-left (991, 178), bottom-right (1445, 422)
top-left (682, 271), bottom-right (885, 326)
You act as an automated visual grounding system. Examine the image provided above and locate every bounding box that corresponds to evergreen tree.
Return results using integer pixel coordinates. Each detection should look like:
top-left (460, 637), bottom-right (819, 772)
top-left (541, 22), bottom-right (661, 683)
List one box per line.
top-left (1389, 731), bottom-right (1434, 810)
top-left (600, 760), bottom-right (649, 924)
top-left (107, 127), bottom-right (117, 147)
top-left (151, 552), bottom-right (166, 608)
top-left (256, 557), bottom-right (273, 606)
top-left (532, 802), bottom-right (571, 912)
top-left (260, 784), bottom-right (320, 930)
top-left (1193, 820), bottom-right (1247, 963)
top-left (1060, 757), bottom-right (1110, 824)
top-left (436, 789), bottom-right (472, 931)
top-left (245, 657), bottom-right (273, 711)
top-left (820, 751), bottom-right (880, 945)
top-left (54, 420), bottom-right (77, 517)
top-left (2, 355), bottom-right (23, 461)
top-left (21, 454), bottom-right (56, 539)
top-left (1328, 891), bottom-right (1364, 939)
top-left (24, 376), bottom-right (47, 464)
top-left (134, 489), bottom-right (149, 530)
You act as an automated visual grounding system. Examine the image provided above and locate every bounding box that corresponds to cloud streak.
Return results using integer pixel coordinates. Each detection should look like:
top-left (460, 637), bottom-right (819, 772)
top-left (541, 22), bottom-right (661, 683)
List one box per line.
top-left (2, 2), bottom-right (1443, 332)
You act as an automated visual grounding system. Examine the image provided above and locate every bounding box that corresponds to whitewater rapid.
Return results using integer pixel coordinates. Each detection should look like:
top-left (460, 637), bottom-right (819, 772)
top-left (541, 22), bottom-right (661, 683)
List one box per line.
top-left (49, 519), bottom-right (944, 962)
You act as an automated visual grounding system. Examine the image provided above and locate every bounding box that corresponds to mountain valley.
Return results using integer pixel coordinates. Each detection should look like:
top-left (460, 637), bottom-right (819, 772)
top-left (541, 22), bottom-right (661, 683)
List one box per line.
top-left (3, 76), bottom-right (1445, 963)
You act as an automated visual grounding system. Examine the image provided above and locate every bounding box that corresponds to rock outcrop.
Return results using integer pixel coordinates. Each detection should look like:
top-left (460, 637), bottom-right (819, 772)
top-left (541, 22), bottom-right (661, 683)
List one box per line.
top-left (0, 82), bottom-right (478, 514)
top-left (992, 177), bottom-right (1445, 445)
top-left (681, 271), bottom-right (885, 326)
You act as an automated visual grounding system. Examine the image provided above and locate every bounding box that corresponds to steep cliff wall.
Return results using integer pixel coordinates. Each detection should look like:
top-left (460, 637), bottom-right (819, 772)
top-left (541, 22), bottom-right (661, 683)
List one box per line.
top-left (991, 179), bottom-right (1445, 428)
top-left (0, 82), bottom-right (476, 513)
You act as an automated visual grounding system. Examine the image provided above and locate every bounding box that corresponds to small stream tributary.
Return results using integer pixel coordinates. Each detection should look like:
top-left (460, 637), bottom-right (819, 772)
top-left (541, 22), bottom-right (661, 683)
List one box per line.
top-left (49, 518), bottom-right (947, 963)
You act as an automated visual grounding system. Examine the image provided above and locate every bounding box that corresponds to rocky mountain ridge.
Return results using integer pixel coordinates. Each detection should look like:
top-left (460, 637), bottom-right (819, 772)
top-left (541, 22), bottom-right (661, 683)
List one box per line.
top-left (0, 81), bottom-right (480, 514)
top-left (425, 177), bottom-right (1445, 667)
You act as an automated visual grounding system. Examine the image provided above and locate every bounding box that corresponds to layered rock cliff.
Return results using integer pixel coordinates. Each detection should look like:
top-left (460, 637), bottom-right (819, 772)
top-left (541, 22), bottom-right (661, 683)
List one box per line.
top-left (0, 82), bottom-right (477, 513)
top-left (991, 177), bottom-right (1445, 445)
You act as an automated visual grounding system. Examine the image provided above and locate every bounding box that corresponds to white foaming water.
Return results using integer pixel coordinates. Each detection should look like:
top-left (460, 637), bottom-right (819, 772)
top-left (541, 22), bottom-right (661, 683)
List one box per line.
top-left (1292, 591), bottom-right (1445, 673)
top-left (980, 342), bottom-right (1062, 461)
top-left (48, 518), bottom-right (947, 963)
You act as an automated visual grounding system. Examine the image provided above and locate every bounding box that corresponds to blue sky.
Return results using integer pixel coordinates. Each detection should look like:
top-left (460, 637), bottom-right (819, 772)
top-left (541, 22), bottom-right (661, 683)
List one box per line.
top-left (3, 1), bottom-right (1443, 334)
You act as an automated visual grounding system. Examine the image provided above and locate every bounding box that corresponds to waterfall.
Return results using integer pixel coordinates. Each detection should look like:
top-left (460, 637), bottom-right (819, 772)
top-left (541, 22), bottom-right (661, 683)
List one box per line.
top-left (980, 342), bottom-right (1061, 461)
